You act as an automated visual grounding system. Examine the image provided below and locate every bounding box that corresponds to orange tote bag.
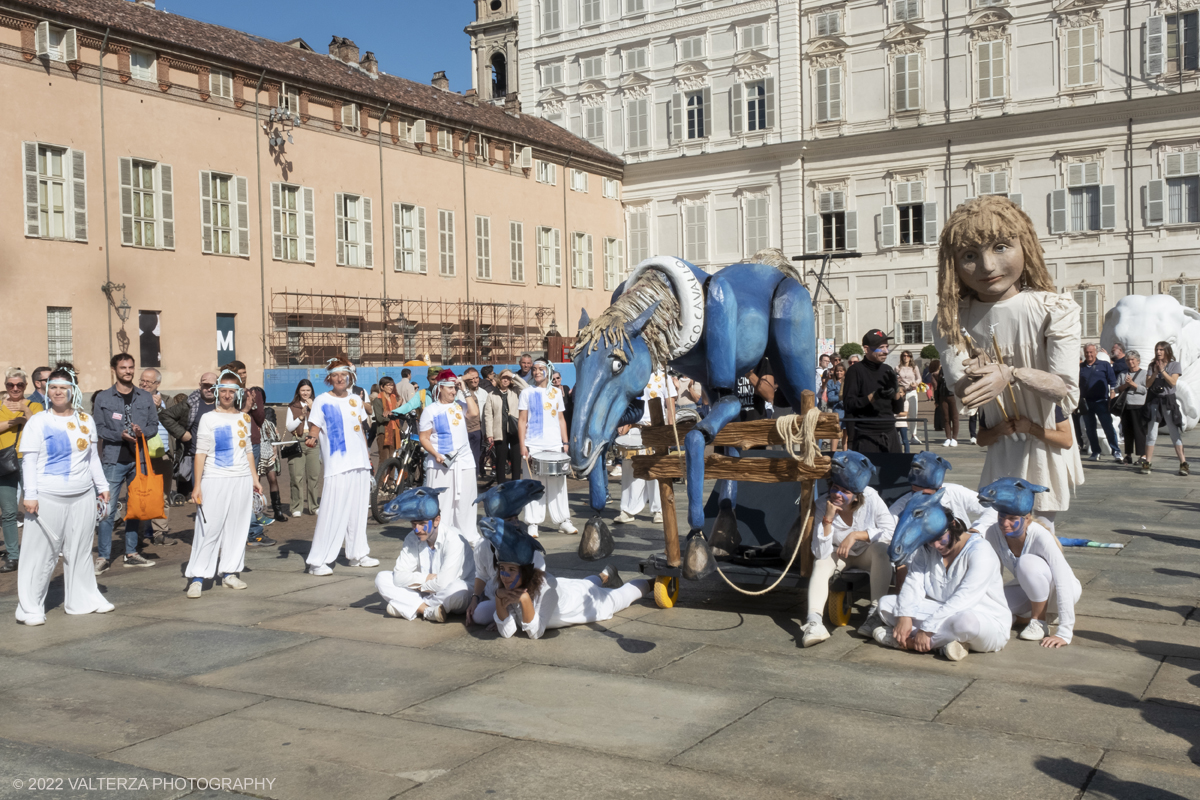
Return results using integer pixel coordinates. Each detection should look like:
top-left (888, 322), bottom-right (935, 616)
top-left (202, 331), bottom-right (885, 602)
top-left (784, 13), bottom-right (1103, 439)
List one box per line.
top-left (126, 434), bottom-right (165, 521)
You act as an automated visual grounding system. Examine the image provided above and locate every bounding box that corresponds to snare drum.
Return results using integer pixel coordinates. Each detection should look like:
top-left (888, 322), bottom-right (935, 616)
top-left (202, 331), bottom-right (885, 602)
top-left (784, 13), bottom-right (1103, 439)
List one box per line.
top-left (531, 451), bottom-right (571, 477)
top-left (613, 428), bottom-right (652, 460)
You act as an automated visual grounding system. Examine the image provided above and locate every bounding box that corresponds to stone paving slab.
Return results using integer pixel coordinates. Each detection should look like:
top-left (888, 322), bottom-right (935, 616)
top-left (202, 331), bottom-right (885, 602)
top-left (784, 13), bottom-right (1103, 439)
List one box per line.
top-left (1144, 657), bottom-right (1200, 711)
top-left (1086, 566), bottom-right (1200, 601)
top-left (1071, 616), bottom-right (1200, 660)
top-left (937, 679), bottom-right (1200, 764)
top-left (258, 573), bottom-right (381, 607)
top-left (0, 612), bottom-right (155, 656)
top-left (261, 604), bottom-right (471, 648)
top-left (189, 637), bottom-right (513, 715)
top-left (108, 698), bottom-right (503, 800)
top-left (120, 591), bottom-right (321, 627)
top-left (400, 740), bottom-right (826, 800)
top-left (25, 620), bottom-right (315, 680)
top-left (647, 644), bottom-right (969, 721)
top-left (1074, 591), bottom-right (1197, 626)
top-left (1079, 752), bottom-right (1200, 800)
top-left (400, 662), bottom-right (769, 762)
top-left (0, 737), bottom-right (192, 800)
top-left (0, 670), bottom-right (261, 755)
top-left (222, 568), bottom-right (357, 598)
top-left (671, 697), bottom-right (1102, 800)
top-left (0, 655), bottom-right (81, 692)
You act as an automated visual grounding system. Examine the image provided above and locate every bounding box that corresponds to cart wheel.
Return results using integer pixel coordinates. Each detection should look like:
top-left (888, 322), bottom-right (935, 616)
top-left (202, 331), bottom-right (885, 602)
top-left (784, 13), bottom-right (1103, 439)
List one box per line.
top-left (653, 576), bottom-right (680, 609)
top-left (827, 589), bottom-right (852, 627)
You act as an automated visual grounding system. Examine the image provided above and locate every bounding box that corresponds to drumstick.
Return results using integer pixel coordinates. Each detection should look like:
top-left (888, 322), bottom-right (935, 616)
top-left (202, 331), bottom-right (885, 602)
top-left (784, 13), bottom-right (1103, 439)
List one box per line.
top-left (962, 326), bottom-right (1008, 421)
top-left (990, 330), bottom-right (1021, 422)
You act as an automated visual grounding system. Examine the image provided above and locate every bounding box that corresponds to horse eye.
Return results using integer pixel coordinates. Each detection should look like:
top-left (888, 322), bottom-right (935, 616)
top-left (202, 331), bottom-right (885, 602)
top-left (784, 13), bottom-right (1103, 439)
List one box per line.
top-left (611, 359), bottom-right (624, 375)
top-left (914, 510), bottom-right (923, 517)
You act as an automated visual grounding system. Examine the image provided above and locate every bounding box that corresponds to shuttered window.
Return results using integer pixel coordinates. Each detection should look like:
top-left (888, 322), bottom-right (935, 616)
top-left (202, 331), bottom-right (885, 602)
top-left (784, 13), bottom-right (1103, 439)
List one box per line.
top-left (679, 36), bottom-right (705, 60)
top-left (476, 215), bottom-right (492, 280)
top-left (816, 66), bottom-right (842, 122)
top-left (894, 53), bottom-right (921, 111)
top-left (336, 194), bottom-right (372, 268)
top-left (584, 106), bottom-right (605, 145)
top-left (894, 0), bottom-right (920, 21)
top-left (543, 0), bottom-right (561, 33)
top-left (1072, 288), bottom-right (1101, 338)
top-left (120, 158), bottom-right (174, 250)
top-left (628, 209), bottom-right (649, 265)
top-left (210, 69), bottom-right (233, 100)
top-left (581, 0), bottom-right (602, 24)
top-left (815, 12), bottom-right (840, 36)
top-left (395, 203), bottom-right (427, 273)
top-left (897, 298), bottom-right (929, 344)
top-left (684, 204), bottom-right (708, 263)
top-left (604, 237), bottom-right (624, 291)
top-left (510, 221), bottom-right (525, 282)
top-left (25, 143), bottom-right (86, 242)
top-left (1169, 282), bottom-right (1199, 309)
top-left (47, 307), bottom-right (73, 363)
top-left (537, 226), bottom-right (562, 286)
top-left (1065, 26), bottom-right (1099, 86)
top-left (744, 197), bottom-right (770, 255)
top-left (739, 24), bottom-right (765, 50)
top-left (821, 301), bottom-right (845, 345)
top-left (439, 209), bottom-right (456, 276)
top-left (977, 39), bottom-right (1005, 101)
top-left (207, 173), bottom-right (233, 254)
top-left (130, 49), bottom-right (155, 82)
top-left (626, 97), bottom-right (650, 150)
top-left (572, 232), bottom-right (594, 289)
top-left (36, 145), bottom-right (66, 239)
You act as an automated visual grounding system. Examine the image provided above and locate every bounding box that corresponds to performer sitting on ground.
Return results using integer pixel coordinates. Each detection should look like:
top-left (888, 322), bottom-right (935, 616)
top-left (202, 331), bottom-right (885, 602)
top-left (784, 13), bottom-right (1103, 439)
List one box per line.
top-left (419, 370), bottom-right (481, 540)
top-left (802, 451), bottom-right (896, 648)
top-left (466, 480), bottom-right (547, 625)
top-left (614, 369), bottom-right (676, 525)
top-left (472, 517), bottom-right (647, 639)
top-left (518, 359), bottom-right (577, 537)
top-left (979, 477), bottom-right (1081, 648)
top-left (875, 490), bottom-right (1012, 661)
top-left (375, 486), bottom-right (473, 622)
top-left (934, 195), bottom-right (1083, 530)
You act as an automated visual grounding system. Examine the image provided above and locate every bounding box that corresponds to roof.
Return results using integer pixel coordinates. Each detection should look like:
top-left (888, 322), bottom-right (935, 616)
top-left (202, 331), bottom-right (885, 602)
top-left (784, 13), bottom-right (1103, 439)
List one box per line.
top-left (10, 0), bottom-right (624, 170)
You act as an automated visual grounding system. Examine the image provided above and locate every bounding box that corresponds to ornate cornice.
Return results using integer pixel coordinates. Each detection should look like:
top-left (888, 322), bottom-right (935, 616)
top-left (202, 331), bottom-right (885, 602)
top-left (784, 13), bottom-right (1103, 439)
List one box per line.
top-left (675, 75), bottom-right (709, 92)
top-left (736, 63), bottom-right (771, 81)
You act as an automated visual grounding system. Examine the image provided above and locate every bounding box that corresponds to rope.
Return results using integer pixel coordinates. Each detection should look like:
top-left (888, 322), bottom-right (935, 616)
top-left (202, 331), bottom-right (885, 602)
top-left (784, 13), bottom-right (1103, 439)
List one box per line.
top-left (712, 491), bottom-right (811, 596)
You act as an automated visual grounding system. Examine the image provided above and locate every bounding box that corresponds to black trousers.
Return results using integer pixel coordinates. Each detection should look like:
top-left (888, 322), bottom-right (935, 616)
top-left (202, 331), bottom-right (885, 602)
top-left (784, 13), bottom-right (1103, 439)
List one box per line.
top-left (493, 433), bottom-right (521, 483)
top-left (851, 427), bottom-right (903, 454)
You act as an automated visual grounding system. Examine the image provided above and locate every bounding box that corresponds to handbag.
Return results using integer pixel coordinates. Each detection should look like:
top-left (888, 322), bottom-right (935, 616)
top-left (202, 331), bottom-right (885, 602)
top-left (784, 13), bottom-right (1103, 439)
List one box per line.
top-left (280, 440), bottom-right (302, 460)
top-left (126, 434), bottom-right (165, 521)
top-left (1108, 392), bottom-right (1128, 416)
top-left (146, 433), bottom-right (165, 459)
top-left (0, 443), bottom-right (17, 477)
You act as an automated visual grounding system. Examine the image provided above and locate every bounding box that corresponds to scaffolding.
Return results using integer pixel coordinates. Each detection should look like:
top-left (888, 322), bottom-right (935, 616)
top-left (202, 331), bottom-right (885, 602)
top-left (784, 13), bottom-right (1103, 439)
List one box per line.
top-left (268, 290), bottom-right (559, 367)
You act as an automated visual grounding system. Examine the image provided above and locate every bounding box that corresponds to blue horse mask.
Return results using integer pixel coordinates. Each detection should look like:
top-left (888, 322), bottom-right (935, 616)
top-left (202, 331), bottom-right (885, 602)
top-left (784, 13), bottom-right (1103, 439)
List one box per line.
top-left (908, 451), bottom-right (952, 490)
top-left (829, 451), bottom-right (878, 494)
top-left (889, 488), bottom-right (953, 564)
top-left (474, 480), bottom-right (545, 519)
top-left (379, 486), bottom-right (446, 524)
top-left (479, 517), bottom-right (545, 566)
top-left (977, 477), bottom-right (1049, 516)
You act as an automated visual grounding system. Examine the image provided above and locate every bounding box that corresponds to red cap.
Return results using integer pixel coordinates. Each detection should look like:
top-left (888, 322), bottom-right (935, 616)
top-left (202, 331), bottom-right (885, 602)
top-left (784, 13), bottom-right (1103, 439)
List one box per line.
top-left (435, 369), bottom-right (458, 384)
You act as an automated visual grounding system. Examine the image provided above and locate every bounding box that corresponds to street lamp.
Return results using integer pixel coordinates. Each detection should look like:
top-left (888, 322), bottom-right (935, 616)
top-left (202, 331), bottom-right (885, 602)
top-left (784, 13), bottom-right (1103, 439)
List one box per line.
top-left (101, 281), bottom-right (131, 322)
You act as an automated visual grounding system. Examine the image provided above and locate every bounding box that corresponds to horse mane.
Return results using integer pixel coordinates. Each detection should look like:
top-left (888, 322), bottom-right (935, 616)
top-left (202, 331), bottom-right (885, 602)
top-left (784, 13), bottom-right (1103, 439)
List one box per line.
top-left (572, 270), bottom-right (681, 371)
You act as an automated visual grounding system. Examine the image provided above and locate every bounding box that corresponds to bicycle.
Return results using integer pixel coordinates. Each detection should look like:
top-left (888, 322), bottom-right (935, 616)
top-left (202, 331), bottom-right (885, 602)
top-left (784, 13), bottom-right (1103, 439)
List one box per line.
top-left (371, 411), bottom-right (426, 524)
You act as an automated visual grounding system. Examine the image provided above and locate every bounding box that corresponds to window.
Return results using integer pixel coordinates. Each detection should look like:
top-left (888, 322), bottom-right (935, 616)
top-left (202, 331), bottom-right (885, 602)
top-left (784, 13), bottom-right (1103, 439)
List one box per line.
top-left (130, 49), bottom-right (155, 82)
top-left (1169, 176), bottom-right (1199, 223)
top-left (537, 160), bottom-right (557, 185)
top-left (894, 53), bottom-right (921, 111)
top-left (438, 209), bottom-right (456, 276)
top-left (1169, 282), bottom-right (1199, 309)
top-left (624, 47), bottom-right (648, 71)
top-left (1051, 162), bottom-right (1114, 233)
top-left (120, 158), bottom-right (175, 250)
top-left (209, 174), bottom-right (232, 253)
top-left (582, 0), bottom-right (602, 24)
top-left (341, 102), bottom-right (359, 133)
top-left (476, 216), bottom-right (492, 279)
top-left (820, 301), bottom-right (846, 345)
top-left (733, 79), bottom-right (777, 134)
top-left (437, 127), bottom-right (453, 152)
top-left (25, 143), bottom-right (87, 242)
top-left (270, 183), bottom-right (315, 263)
top-left (210, 69), bottom-right (233, 100)
top-left (686, 90), bottom-right (707, 139)
top-left (679, 36), bottom-right (705, 60)
top-left (510, 221), bottom-right (525, 282)
top-left (581, 55), bottom-right (604, 79)
top-left (1072, 287), bottom-right (1101, 338)
top-left (739, 24), bottom-right (766, 50)
top-left (1065, 26), bottom-right (1099, 86)
top-left (475, 136), bottom-right (488, 159)
top-left (394, 203), bottom-right (427, 273)
top-left (805, 191), bottom-right (857, 253)
top-left (35, 145), bottom-right (65, 238)
top-left (47, 307), bottom-right (72, 363)
top-left (1148, 153), bottom-right (1199, 226)
top-left (604, 237), bottom-right (624, 290)
top-left (626, 97), bottom-right (650, 150)
top-left (684, 204), bottom-right (708, 262)
top-left (744, 197), bottom-right (769, 255)
top-left (200, 171), bottom-right (247, 256)
top-left (46, 26), bottom-right (65, 61)
top-left (572, 232), bottom-right (594, 288)
top-left (747, 80), bottom-right (769, 132)
top-left (977, 170), bottom-right (1009, 196)
top-left (897, 298), bottom-right (929, 344)
top-left (571, 169), bottom-right (589, 193)
top-left (280, 82), bottom-right (300, 112)
top-left (543, 0), bottom-right (561, 33)
top-left (541, 63), bottom-right (564, 88)
top-left (537, 226), bottom-right (562, 285)
top-left (130, 161), bottom-right (155, 248)
top-left (881, 181), bottom-right (936, 247)
top-left (337, 193), bottom-right (372, 268)
top-left (1167, 12), bottom-right (1199, 74)
top-left (585, 106), bottom-right (605, 145)
top-left (894, 0), bottom-right (921, 21)
top-left (628, 209), bottom-right (649, 265)
top-left (813, 66), bottom-right (843, 124)
top-left (977, 40), bottom-right (1006, 101)
top-left (625, 0), bottom-right (646, 13)
top-left (814, 12), bottom-right (841, 37)
top-left (603, 178), bottom-right (620, 199)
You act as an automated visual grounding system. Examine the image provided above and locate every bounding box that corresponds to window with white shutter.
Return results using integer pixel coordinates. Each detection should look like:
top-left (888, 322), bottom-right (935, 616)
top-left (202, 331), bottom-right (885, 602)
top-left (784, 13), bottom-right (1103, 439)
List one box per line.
top-left (280, 82), bottom-right (299, 112)
top-left (894, 0), bottom-right (921, 22)
top-left (894, 52), bottom-right (921, 111)
top-left (684, 204), bottom-right (708, 263)
top-left (341, 102), bottom-right (359, 133)
top-left (395, 203), bottom-right (427, 273)
top-left (816, 191), bottom-right (849, 252)
top-left (820, 301), bottom-right (846, 345)
top-left (476, 215), bottom-right (492, 279)
top-left (543, 0), bottom-right (562, 33)
top-left (977, 40), bottom-right (1005, 101)
top-left (537, 226), bottom-right (562, 285)
top-left (572, 232), bottom-right (594, 289)
top-left (510, 221), bottom-right (525, 282)
top-left (439, 209), bottom-right (456, 276)
top-left (603, 178), bottom-right (620, 199)
top-left (1062, 162), bottom-right (1113, 231)
top-left (571, 169), bottom-right (589, 192)
top-left (679, 36), bottom-right (705, 60)
top-left (1146, 16), bottom-right (1167, 76)
top-left (30, 144), bottom-right (66, 239)
top-left (679, 89), bottom-right (710, 140)
top-left (36, 23), bottom-right (73, 63)
top-left (976, 170), bottom-right (1009, 196)
top-left (337, 194), bottom-right (371, 267)
top-left (47, 307), bottom-right (73, 363)
top-left (129, 160), bottom-right (156, 248)
top-left (130, 49), bottom-right (155, 82)
top-left (897, 298), bottom-right (928, 343)
top-left (1072, 287), bottom-right (1101, 338)
top-left (1169, 282), bottom-right (1199, 309)
top-left (739, 24), bottom-right (766, 50)
top-left (584, 106), bottom-right (605, 145)
top-left (1065, 26), bottom-right (1099, 87)
top-left (604, 237), bottom-right (624, 290)
top-left (1164, 152), bottom-right (1200, 224)
top-left (628, 209), bottom-right (649, 265)
top-left (626, 97), bottom-right (650, 150)
top-left (209, 69), bottom-right (233, 100)
top-left (814, 12), bottom-right (841, 37)
top-left (270, 183), bottom-right (309, 262)
top-left (744, 197), bottom-right (769, 255)
top-left (624, 48), bottom-right (648, 71)
top-left (625, 0), bottom-right (646, 13)
top-left (204, 172), bottom-right (236, 255)
top-left (816, 66), bottom-right (842, 123)
top-left (540, 63), bottom-right (564, 87)
top-left (537, 161), bottom-right (557, 185)
top-left (742, 79), bottom-right (774, 132)
top-left (581, 0), bottom-right (602, 24)
top-left (581, 55), bottom-right (604, 79)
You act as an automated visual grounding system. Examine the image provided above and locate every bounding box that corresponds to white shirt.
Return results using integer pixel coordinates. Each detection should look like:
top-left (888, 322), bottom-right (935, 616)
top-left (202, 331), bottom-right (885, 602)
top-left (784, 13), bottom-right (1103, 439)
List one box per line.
top-left (18, 410), bottom-right (106, 499)
top-left (310, 392), bottom-right (371, 475)
top-left (420, 400), bottom-right (473, 471)
top-left (195, 410), bottom-right (254, 479)
top-left (638, 370), bottom-right (677, 424)
top-left (889, 483), bottom-right (992, 531)
top-left (519, 385), bottom-right (566, 452)
top-left (898, 533), bottom-right (1012, 635)
top-left (984, 521), bottom-right (1081, 643)
top-left (391, 525), bottom-right (474, 594)
top-left (812, 486), bottom-right (895, 559)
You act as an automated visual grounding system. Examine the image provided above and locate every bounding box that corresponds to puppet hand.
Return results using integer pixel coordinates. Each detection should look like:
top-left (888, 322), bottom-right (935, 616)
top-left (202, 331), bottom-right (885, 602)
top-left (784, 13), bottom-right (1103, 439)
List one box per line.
top-left (961, 363), bottom-right (1013, 409)
top-left (960, 350), bottom-right (994, 375)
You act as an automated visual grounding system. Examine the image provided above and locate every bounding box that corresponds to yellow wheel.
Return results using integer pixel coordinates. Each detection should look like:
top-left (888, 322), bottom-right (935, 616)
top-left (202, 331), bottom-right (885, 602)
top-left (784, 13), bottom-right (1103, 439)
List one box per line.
top-left (653, 576), bottom-right (680, 608)
top-left (827, 589), bottom-right (852, 627)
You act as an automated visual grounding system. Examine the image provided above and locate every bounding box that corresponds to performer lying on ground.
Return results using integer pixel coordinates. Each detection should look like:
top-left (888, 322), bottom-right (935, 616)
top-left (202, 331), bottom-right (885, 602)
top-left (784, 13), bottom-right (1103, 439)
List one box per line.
top-left (467, 480), bottom-right (547, 625)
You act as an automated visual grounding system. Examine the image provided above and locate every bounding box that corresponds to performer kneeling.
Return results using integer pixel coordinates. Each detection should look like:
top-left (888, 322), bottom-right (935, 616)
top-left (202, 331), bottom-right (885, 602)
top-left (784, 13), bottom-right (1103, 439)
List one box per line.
top-left (803, 452), bottom-right (895, 648)
top-left (16, 364), bottom-right (114, 625)
top-left (186, 370), bottom-right (263, 596)
top-left (375, 487), bottom-right (473, 622)
top-left (877, 490), bottom-right (1011, 661)
top-left (473, 518), bottom-right (648, 639)
top-left (979, 477), bottom-right (1081, 647)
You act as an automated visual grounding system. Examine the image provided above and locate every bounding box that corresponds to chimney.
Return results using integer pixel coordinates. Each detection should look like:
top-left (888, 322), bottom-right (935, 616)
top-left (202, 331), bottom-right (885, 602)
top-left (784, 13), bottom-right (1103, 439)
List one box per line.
top-left (360, 51), bottom-right (378, 75)
top-left (464, 88), bottom-right (478, 105)
top-left (328, 36), bottom-right (343, 57)
top-left (327, 36), bottom-right (359, 63)
top-left (432, 70), bottom-right (450, 91)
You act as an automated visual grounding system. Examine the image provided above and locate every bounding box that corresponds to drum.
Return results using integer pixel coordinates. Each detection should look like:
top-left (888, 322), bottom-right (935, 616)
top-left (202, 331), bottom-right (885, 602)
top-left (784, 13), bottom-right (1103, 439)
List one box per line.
top-left (613, 428), bottom-right (652, 460)
top-left (531, 451), bottom-right (571, 477)
top-left (675, 407), bottom-right (701, 426)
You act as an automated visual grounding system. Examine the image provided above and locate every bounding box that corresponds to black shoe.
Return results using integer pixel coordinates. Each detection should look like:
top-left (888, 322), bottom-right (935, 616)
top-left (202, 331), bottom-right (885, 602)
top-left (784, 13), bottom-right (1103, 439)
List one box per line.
top-left (0, 558), bottom-right (16, 574)
top-left (152, 532), bottom-right (178, 546)
top-left (270, 491), bottom-right (288, 522)
top-left (247, 534), bottom-right (277, 547)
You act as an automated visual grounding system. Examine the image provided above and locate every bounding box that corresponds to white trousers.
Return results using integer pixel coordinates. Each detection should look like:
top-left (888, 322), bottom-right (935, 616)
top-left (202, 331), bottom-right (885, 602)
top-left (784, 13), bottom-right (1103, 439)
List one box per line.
top-left (186, 474), bottom-right (251, 579)
top-left (522, 454), bottom-right (569, 526)
top-left (878, 594), bottom-right (1009, 653)
top-left (805, 542), bottom-right (893, 625)
top-left (426, 463), bottom-right (478, 541)
top-left (16, 490), bottom-right (112, 623)
top-left (904, 391), bottom-right (920, 436)
top-left (620, 461), bottom-right (661, 516)
top-left (471, 575), bottom-right (646, 627)
top-left (374, 572), bottom-right (470, 620)
top-left (307, 468), bottom-right (371, 567)
top-left (1004, 554), bottom-right (1081, 618)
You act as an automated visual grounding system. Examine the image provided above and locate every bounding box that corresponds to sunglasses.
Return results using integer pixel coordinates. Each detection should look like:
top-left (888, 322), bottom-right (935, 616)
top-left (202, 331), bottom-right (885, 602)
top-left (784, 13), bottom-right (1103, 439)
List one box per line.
top-left (200, 383), bottom-right (215, 389)
top-left (5, 382), bottom-right (26, 389)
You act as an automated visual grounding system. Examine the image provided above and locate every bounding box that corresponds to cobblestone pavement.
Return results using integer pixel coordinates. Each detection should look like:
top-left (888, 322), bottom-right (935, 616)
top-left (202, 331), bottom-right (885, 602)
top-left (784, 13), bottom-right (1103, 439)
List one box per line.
top-left (0, 433), bottom-right (1197, 799)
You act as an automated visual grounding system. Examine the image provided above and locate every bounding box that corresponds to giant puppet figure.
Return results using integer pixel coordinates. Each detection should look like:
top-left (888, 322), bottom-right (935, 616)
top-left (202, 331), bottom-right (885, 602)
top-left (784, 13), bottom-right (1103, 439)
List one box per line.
top-left (933, 196), bottom-right (1084, 522)
top-left (568, 255), bottom-right (817, 547)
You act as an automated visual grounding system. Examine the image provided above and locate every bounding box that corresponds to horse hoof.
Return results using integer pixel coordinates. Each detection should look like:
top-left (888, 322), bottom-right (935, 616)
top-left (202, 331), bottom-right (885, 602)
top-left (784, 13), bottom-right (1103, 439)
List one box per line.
top-left (683, 529), bottom-right (715, 581)
top-left (577, 516), bottom-right (615, 561)
top-left (708, 501), bottom-right (741, 559)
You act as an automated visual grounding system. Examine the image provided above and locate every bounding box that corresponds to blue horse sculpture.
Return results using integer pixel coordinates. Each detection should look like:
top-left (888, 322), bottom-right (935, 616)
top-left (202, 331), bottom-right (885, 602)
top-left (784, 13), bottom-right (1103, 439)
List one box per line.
top-left (569, 256), bottom-right (816, 539)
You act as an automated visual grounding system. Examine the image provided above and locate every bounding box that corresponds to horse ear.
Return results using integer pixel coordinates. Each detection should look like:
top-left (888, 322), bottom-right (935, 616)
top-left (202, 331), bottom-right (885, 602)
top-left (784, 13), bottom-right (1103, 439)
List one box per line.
top-left (624, 302), bottom-right (660, 338)
top-left (578, 308), bottom-right (590, 330)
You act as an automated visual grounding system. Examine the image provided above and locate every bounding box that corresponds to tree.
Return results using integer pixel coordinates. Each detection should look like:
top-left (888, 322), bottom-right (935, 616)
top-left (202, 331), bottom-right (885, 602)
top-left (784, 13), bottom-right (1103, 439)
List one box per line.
top-left (839, 342), bottom-right (864, 359)
top-left (920, 344), bottom-right (939, 360)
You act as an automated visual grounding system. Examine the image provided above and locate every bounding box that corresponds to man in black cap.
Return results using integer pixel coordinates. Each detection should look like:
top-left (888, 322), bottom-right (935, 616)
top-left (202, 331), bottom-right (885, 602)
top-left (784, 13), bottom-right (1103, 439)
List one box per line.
top-left (843, 330), bottom-right (905, 453)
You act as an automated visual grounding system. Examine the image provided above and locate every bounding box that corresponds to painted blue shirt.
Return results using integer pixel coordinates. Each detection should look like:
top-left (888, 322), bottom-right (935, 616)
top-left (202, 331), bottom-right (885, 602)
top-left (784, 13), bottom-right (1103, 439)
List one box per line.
top-left (311, 391), bottom-right (371, 475)
top-left (196, 411), bottom-right (253, 478)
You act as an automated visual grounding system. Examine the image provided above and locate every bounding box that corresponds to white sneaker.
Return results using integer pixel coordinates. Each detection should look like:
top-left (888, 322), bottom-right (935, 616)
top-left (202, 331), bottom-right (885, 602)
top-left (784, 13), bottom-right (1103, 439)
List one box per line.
top-left (873, 626), bottom-right (903, 649)
top-left (609, 466), bottom-right (622, 478)
top-left (222, 574), bottom-right (248, 590)
top-left (1018, 619), bottom-right (1048, 641)
top-left (423, 604), bottom-right (447, 623)
top-left (801, 621), bottom-right (831, 647)
top-left (941, 640), bottom-right (969, 661)
top-left (306, 564), bottom-right (333, 576)
top-left (21, 616), bottom-right (45, 626)
top-left (385, 603), bottom-right (403, 618)
top-left (613, 511), bottom-right (636, 524)
top-left (970, 437), bottom-right (977, 445)
top-left (292, 509), bottom-right (303, 518)
top-left (349, 556), bottom-right (380, 567)
top-left (187, 581), bottom-right (202, 599)
top-left (949, 439), bottom-right (959, 447)
top-left (95, 601), bottom-right (115, 614)
top-left (911, 436), bottom-right (922, 444)
top-left (559, 520), bottom-right (579, 535)
top-left (1089, 453), bottom-right (1101, 462)
top-left (527, 524), bottom-right (539, 539)
top-left (943, 438), bottom-right (953, 447)
top-left (652, 512), bottom-right (663, 524)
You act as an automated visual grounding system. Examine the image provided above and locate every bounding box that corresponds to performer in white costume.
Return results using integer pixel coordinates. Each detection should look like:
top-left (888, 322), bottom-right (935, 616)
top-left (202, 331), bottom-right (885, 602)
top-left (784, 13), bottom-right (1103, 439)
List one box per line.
top-left (16, 364), bottom-right (114, 625)
top-left (185, 370), bottom-right (263, 597)
top-left (305, 357), bottom-right (378, 575)
top-left (978, 477), bottom-right (1082, 648)
top-left (466, 480), bottom-right (547, 625)
top-left (470, 518), bottom-right (648, 639)
top-left (375, 487), bottom-right (473, 622)
top-left (419, 370), bottom-right (480, 541)
top-left (518, 360), bottom-right (577, 537)
top-left (875, 492), bottom-right (1012, 661)
top-left (934, 195), bottom-right (1083, 521)
top-left (802, 452), bottom-right (895, 648)
top-left (614, 370), bottom-right (676, 525)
